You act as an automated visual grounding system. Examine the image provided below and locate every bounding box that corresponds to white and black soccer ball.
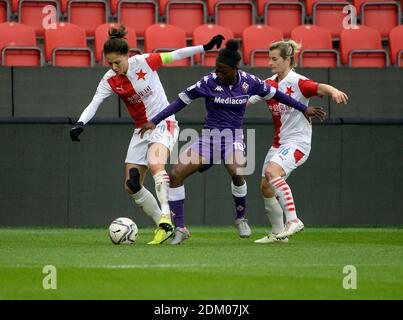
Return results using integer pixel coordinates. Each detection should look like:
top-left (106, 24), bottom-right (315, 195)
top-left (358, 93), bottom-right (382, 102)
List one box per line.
top-left (108, 217), bottom-right (138, 245)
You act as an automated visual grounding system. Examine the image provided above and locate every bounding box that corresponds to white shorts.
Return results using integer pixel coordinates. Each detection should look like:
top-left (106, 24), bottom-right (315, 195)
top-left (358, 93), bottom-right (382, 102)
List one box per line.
top-left (125, 120), bottom-right (179, 166)
top-left (261, 144), bottom-right (309, 180)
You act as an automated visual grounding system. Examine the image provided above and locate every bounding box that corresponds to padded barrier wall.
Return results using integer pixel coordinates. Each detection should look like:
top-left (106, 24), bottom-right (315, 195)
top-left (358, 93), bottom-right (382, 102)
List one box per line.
top-left (0, 67), bottom-right (402, 120)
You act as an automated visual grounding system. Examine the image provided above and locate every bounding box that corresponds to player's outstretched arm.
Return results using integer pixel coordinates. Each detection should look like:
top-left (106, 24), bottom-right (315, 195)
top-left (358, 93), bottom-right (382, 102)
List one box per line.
top-left (160, 34), bottom-right (225, 64)
top-left (138, 98), bottom-right (188, 138)
top-left (69, 77), bottom-right (113, 142)
top-left (272, 89), bottom-right (327, 122)
top-left (69, 101), bottom-right (100, 142)
top-left (318, 84), bottom-right (348, 105)
top-left (70, 121), bottom-right (84, 142)
top-left (304, 106), bottom-right (327, 122)
top-left (138, 122), bottom-right (156, 139)
top-left (202, 35), bottom-right (225, 51)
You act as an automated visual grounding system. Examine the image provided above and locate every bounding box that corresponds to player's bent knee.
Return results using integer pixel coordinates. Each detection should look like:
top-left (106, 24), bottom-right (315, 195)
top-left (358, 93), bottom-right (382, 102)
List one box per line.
top-left (147, 163), bottom-right (160, 176)
top-left (126, 168), bottom-right (142, 194)
top-left (169, 167), bottom-right (183, 186)
top-left (265, 167), bottom-right (277, 181)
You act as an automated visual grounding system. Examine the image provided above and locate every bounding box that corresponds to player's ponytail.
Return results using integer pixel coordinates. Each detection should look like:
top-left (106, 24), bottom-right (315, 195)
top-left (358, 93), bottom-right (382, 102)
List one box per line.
top-left (269, 40), bottom-right (301, 69)
top-left (216, 39), bottom-right (241, 68)
top-left (103, 24), bottom-right (129, 56)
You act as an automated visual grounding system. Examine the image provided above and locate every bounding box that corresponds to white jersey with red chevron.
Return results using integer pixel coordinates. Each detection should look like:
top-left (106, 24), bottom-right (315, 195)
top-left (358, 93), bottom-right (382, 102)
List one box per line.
top-left (80, 53), bottom-right (175, 128)
top-left (264, 70), bottom-right (319, 154)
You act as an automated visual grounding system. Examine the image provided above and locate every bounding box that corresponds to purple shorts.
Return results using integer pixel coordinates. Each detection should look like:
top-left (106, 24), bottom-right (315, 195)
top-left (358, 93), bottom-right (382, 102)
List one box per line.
top-left (189, 129), bottom-right (246, 172)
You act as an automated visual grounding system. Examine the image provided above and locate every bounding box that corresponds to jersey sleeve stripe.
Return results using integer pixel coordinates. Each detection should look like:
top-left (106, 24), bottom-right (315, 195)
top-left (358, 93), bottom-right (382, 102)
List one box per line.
top-left (178, 92), bottom-right (192, 104)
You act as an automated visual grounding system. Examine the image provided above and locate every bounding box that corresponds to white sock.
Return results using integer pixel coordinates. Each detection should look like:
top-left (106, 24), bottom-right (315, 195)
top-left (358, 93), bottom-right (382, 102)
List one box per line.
top-left (263, 197), bottom-right (284, 234)
top-left (231, 181), bottom-right (247, 197)
top-left (153, 170), bottom-right (171, 217)
top-left (269, 176), bottom-right (298, 222)
top-left (131, 187), bottom-right (162, 225)
top-left (168, 185), bottom-right (185, 201)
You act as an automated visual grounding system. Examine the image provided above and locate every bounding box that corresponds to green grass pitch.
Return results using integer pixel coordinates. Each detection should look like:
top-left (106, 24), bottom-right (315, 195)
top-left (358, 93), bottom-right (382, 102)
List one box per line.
top-left (0, 226), bottom-right (402, 300)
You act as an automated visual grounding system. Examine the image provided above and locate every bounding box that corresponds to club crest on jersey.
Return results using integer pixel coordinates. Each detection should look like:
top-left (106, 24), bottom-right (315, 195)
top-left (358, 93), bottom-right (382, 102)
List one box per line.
top-left (136, 69), bottom-right (147, 81)
top-left (286, 86), bottom-right (294, 96)
top-left (242, 82), bottom-right (249, 93)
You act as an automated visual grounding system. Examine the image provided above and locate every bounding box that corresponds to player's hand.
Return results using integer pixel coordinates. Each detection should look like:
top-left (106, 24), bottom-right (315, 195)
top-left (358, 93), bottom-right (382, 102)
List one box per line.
top-left (331, 89), bottom-right (349, 105)
top-left (138, 121), bottom-right (156, 139)
top-left (304, 106), bottom-right (326, 122)
top-left (203, 34), bottom-right (225, 51)
top-left (70, 121), bottom-right (84, 142)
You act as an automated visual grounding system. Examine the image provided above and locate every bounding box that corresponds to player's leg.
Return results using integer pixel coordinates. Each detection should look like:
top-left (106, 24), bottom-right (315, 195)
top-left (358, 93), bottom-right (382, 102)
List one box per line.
top-left (124, 163), bottom-right (163, 226)
top-left (124, 131), bottom-right (164, 228)
top-left (224, 150), bottom-right (251, 238)
top-left (254, 146), bottom-right (287, 243)
top-left (266, 146), bottom-right (307, 238)
top-left (147, 142), bottom-right (173, 229)
top-left (254, 177), bottom-right (288, 244)
top-left (146, 120), bottom-right (180, 244)
top-left (169, 147), bottom-right (207, 245)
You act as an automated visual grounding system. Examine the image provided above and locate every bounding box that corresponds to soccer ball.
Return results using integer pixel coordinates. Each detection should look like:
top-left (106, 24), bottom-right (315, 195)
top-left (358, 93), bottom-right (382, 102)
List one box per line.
top-left (108, 217), bottom-right (138, 245)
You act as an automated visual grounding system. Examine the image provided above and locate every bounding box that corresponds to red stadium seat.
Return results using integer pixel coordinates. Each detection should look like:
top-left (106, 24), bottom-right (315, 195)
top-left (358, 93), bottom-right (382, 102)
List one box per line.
top-left (354, 0), bottom-right (402, 39)
top-left (144, 23), bottom-right (189, 66)
top-left (67, 0), bottom-right (109, 38)
top-left (242, 24), bottom-right (283, 66)
top-left (44, 22), bottom-right (94, 66)
top-left (340, 25), bottom-right (388, 67)
top-left (10, 0), bottom-right (17, 12)
top-left (257, 0), bottom-right (299, 15)
top-left (209, 0), bottom-right (256, 38)
top-left (262, 0), bottom-right (305, 38)
top-left (60, 0), bottom-right (68, 13)
top-left (164, 0), bottom-right (207, 38)
top-left (109, 0), bottom-right (118, 14)
top-left (94, 23), bottom-right (141, 65)
top-left (291, 24), bottom-right (339, 67)
top-left (18, 0), bottom-right (61, 37)
top-left (0, 0), bottom-right (10, 23)
top-left (117, 0), bottom-right (158, 38)
top-left (192, 24), bottom-right (234, 65)
top-left (389, 25), bottom-right (403, 66)
top-left (312, 0), bottom-right (351, 39)
top-left (0, 22), bottom-right (43, 65)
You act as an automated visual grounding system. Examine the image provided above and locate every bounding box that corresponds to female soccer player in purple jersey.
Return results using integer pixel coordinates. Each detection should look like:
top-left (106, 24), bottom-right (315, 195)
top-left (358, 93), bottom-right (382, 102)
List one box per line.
top-left (69, 24), bottom-right (224, 244)
top-left (139, 40), bottom-right (326, 244)
top-left (250, 40), bottom-right (348, 244)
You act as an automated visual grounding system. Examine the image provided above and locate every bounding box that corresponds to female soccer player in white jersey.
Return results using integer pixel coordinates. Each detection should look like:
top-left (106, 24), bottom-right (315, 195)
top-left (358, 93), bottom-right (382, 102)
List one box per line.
top-left (251, 40), bottom-right (348, 244)
top-left (69, 25), bottom-right (224, 244)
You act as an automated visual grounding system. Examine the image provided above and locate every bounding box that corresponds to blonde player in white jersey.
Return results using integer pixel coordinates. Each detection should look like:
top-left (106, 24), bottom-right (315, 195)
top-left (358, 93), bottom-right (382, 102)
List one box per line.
top-left (249, 40), bottom-right (348, 243)
top-left (69, 25), bottom-right (224, 244)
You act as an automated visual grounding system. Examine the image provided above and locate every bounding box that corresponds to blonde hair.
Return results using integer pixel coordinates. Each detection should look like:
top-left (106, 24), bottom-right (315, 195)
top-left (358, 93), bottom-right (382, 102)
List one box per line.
top-left (269, 40), bottom-right (301, 69)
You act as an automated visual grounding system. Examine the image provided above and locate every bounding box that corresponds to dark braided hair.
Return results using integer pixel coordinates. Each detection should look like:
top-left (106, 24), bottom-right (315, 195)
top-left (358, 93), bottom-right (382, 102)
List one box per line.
top-left (216, 39), bottom-right (241, 67)
top-left (103, 24), bottom-right (129, 56)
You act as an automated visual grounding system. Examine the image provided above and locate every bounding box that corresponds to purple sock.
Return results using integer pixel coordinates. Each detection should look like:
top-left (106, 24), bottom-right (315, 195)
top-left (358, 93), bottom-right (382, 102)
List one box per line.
top-left (169, 200), bottom-right (185, 228)
top-left (233, 195), bottom-right (246, 219)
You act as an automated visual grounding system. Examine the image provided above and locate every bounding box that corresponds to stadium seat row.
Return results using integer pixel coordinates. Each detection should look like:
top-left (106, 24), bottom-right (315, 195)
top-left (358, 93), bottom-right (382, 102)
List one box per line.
top-left (0, 22), bottom-right (402, 67)
top-left (0, 0), bottom-right (401, 39)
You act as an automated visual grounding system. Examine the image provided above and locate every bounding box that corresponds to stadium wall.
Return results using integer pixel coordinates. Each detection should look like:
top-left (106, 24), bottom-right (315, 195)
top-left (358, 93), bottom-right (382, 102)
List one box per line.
top-left (0, 67), bottom-right (402, 227)
top-left (1, 67), bottom-right (403, 120)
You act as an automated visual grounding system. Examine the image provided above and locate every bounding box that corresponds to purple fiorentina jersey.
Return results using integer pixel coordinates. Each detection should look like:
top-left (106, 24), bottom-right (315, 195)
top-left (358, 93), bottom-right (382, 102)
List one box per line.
top-left (178, 71), bottom-right (276, 130)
